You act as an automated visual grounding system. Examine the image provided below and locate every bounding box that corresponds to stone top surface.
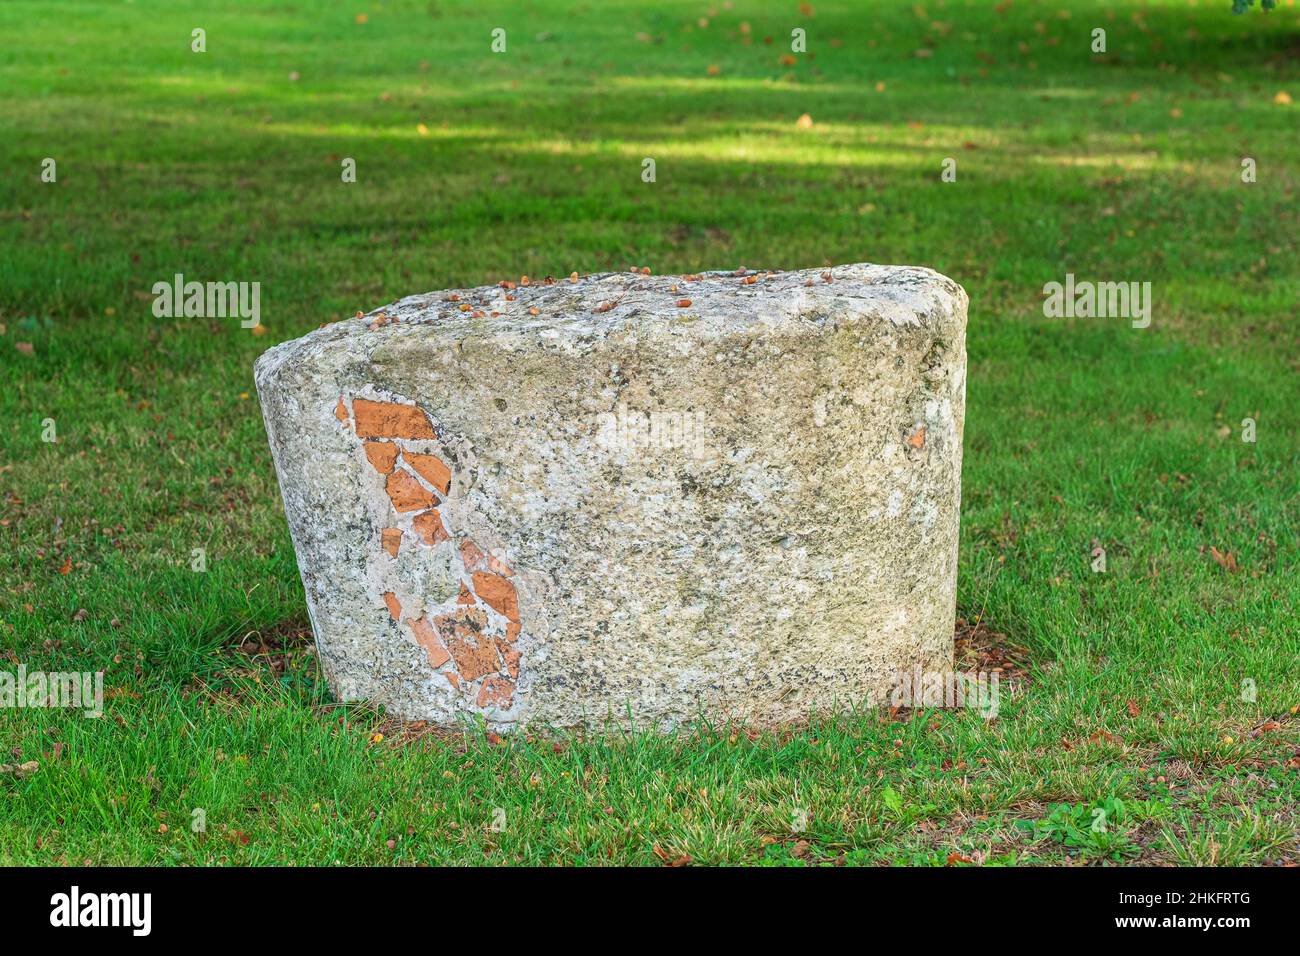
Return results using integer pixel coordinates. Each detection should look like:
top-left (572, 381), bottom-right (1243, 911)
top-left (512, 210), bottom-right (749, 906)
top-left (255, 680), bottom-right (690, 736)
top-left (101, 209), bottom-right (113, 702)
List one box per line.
top-left (336, 262), bottom-right (966, 346)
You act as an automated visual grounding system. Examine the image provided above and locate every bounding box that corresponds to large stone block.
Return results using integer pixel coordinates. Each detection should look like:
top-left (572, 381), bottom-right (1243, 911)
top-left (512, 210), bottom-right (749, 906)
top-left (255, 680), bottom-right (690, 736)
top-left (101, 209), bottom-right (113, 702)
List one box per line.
top-left (255, 264), bottom-right (967, 730)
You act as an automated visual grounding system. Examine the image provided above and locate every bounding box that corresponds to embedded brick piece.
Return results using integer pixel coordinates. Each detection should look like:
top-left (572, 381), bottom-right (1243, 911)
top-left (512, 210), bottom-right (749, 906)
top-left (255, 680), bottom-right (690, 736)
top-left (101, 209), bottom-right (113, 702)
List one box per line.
top-left (385, 470), bottom-right (434, 513)
top-left (435, 608), bottom-right (498, 682)
top-left (477, 675), bottom-right (515, 709)
top-left (412, 509), bottom-right (449, 546)
top-left (364, 442), bottom-right (399, 474)
top-left (352, 397), bottom-right (436, 440)
top-left (255, 263), bottom-right (967, 730)
top-left (405, 453), bottom-right (452, 495)
top-left (459, 539), bottom-right (487, 573)
top-left (471, 571), bottom-right (519, 623)
top-left (411, 617), bottom-right (451, 669)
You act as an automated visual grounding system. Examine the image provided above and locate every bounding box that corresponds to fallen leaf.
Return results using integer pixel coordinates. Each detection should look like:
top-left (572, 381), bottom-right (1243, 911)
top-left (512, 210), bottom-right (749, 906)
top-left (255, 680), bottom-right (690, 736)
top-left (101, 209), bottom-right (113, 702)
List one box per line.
top-left (15, 342), bottom-right (34, 355)
top-left (652, 845), bottom-right (692, 866)
top-left (1208, 547), bottom-right (1238, 573)
top-left (1274, 91), bottom-right (1292, 105)
top-left (795, 112), bottom-right (814, 129)
top-left (1126, 699), bottom-right (1141, 718)
top-left (1087, 730), bottom-right (1123, 745)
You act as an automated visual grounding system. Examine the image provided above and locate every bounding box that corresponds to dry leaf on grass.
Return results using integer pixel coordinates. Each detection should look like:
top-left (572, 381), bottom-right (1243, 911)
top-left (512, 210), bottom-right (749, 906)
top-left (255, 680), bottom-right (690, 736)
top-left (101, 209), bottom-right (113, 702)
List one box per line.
top-left (1208, 547), bottom-right (1238, 573)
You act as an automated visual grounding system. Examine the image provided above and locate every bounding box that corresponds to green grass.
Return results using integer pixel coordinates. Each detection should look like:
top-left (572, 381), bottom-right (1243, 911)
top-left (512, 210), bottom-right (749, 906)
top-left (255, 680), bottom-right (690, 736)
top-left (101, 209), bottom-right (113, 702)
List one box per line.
top-left (1, 0), bottom-right (1298, 865)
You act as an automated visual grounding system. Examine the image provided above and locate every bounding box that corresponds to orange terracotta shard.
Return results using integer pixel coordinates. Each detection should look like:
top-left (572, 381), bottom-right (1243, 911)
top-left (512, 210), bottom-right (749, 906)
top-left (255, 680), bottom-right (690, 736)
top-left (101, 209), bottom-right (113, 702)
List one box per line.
top-left (383, 591), bottom-right (402, 621)
top-left (405, 453), bottom-right (452, 495)
top-left (472, 571), bottom-right (519, 623)
top-left (334, 396), bottom-right (350, 425)
top-left (487, 553), bottom-right (515, 577)
top-left (476, 675), bottom-right (515, 709)
top-left (456, 582), bottom-right (475, 605)
top-left (386, 470), bottom-right (435, 513)
top-left (381, 528), bottom-right (402, 557)
top-left (412, 509), bottom-right (449, 546)
top-left (364, 441), bottom-right (399, 474)
top-left (459, 538), bottom-right (488, 573)
top-left (497, 640), bottom-right (521, 679)
top-left (434, 608), bottom-right (498, 681)
top-left (411, 616), bottom-right (451, 669)
top-left (352, 398), bottom-right (435, 440)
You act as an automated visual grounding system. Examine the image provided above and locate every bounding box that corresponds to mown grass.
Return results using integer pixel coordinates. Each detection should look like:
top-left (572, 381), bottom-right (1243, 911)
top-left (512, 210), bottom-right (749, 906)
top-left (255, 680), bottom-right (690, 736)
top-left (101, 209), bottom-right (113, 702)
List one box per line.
top-left (1, 0), bottom-right (1297, 865)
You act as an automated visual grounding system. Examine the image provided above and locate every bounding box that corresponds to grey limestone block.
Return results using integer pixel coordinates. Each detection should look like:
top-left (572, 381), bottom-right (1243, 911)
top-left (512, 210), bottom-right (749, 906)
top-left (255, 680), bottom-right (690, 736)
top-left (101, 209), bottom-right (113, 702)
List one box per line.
top-left (254, 263), bottom-right (968, 730)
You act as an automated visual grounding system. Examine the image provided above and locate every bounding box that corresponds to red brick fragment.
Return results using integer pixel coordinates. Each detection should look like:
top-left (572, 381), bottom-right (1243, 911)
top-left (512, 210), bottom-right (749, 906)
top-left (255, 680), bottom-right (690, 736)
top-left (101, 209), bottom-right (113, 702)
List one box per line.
top-left (412, 509), bottom-right (449, 546)
top-left (506, 622), bottom-right (521, 643)
top-left (459, 538), bottom-right (488, 573)
top-left (352, 398), bottom-right (435, 440)
top-left (383, 591), bottom-right (402, 621)
top-left (411, 616), bottom-right (451, 668)
top-left (497, 640), bottom-right (521, 679)
top-left (476, 676), bottom-right (515, 709)
top-left (381, 528), bottom-right (402, 557)
top-left (434, 608), bottom-right (497, 681)
top-left (386, 470), bottom-right (435, 513)
top-left (472, 571), bottom-right (519, 623)
top-left (445, 673), bottom-right (460, 689)
top-left (405, 452), bottom-right (452, 495)
top-left (334, 396), bottom-right (350, 425)
top-left (364, 441), bottom-right (399, 474)
top-left (456, 582), bottom-right (475, 605)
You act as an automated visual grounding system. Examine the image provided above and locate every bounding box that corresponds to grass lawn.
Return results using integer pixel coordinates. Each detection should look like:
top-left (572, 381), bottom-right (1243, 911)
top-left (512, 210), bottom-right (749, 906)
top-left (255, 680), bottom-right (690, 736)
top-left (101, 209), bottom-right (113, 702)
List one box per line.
top-left (1, 0), bottom-right (1297, 866)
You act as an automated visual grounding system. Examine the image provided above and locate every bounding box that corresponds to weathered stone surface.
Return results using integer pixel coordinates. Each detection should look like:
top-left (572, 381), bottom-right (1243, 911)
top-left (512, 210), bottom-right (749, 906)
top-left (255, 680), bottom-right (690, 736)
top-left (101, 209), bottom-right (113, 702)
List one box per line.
top-left (255, 263), bottom-right (967, 730)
